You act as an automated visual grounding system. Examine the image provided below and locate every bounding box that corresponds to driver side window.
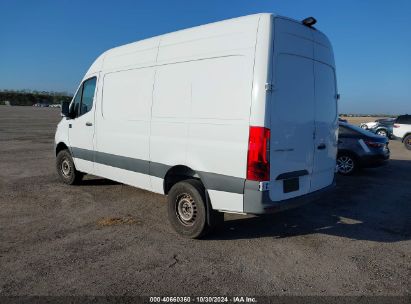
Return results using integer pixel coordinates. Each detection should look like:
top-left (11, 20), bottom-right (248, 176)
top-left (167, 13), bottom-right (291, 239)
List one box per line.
top-left (70, 77), bottom-right (97, 118)
top-left (72, 85), bottom-right (82, 117)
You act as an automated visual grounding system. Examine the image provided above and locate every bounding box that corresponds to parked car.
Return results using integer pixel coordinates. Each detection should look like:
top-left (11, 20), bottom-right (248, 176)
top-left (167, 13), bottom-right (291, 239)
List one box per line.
top-left (338, 117), bottom-right (348, 123)
top-left (55, 13), bottom-right (338, 238)
top-left (367, 118), bottom-right (395, 138)
top-left (337, 122), bottom-right (390, 175)
top-left (393, 114), bottom-right (411, 150)
top-left (33, 103), bottom-right (49, 107)
top-left (360, 121), bottom-right (378, 130)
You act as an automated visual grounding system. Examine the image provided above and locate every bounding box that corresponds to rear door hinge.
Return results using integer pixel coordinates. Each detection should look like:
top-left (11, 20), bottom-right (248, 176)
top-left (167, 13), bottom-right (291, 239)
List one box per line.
top-left (265, 83), bottom-right (274, 91)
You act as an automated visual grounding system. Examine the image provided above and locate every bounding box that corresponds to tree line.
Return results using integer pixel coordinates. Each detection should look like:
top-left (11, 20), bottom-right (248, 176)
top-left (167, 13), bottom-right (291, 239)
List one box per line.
top-left (0, 89), bottom-right (73, 106)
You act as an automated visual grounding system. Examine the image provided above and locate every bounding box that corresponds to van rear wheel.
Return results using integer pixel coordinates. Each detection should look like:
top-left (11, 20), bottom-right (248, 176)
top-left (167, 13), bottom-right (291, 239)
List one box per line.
top-left (56, 149), bottom-right (84, 185)
top-left (168, 179), bottom-right (219, 238)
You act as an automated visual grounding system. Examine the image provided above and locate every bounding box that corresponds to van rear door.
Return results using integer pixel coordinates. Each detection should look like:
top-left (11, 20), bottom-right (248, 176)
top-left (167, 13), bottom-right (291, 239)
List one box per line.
top-left (268, 18), bottom-right (337, 201)
top-left (268, 18), bottom-right (315, 201)
top-left (311, 61), bottom-right (338, 191)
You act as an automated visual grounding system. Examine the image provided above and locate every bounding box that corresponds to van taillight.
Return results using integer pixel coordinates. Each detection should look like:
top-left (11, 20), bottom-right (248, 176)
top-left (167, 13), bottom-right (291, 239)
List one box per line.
top-left (247, 126), bottom-right (270, 181)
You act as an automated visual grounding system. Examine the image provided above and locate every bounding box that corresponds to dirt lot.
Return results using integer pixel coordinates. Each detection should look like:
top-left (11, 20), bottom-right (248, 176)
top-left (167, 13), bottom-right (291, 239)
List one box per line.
top-left (0, 106), bottom-right (410, 296)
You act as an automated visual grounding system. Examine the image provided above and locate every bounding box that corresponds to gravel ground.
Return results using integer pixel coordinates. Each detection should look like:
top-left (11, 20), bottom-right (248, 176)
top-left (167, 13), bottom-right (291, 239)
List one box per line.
top-left (0, 106), bottom-right (410, 296)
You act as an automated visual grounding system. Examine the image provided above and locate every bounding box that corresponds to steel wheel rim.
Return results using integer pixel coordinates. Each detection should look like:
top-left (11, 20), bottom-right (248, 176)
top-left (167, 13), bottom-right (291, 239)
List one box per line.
top-left (407, 138), bottom-right (411, 146)
top-left (337, 156), bottom-right (354, 174)
top-left (176, 193), bottom-right (197, 226)
top-left (61, 159), bottom-right (71, 177)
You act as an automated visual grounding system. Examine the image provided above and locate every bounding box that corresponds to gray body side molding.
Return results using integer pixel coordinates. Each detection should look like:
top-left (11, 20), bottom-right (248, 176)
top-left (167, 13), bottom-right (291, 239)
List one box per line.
top-left (70, 147), bottom-right (245, 194)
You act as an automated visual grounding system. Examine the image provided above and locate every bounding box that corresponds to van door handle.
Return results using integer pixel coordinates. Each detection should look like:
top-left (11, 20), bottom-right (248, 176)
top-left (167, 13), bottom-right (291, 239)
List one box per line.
top-left (317, 143), bottom-right (326, 150)
top-left (85, 122), bottom-right (93, 126)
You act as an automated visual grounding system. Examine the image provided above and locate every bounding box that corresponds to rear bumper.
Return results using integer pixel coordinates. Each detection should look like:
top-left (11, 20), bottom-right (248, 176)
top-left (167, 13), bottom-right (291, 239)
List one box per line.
top-left (243, 177), bottom-right (336, 214)
top-left (359, 153), bottom-right (390, 168)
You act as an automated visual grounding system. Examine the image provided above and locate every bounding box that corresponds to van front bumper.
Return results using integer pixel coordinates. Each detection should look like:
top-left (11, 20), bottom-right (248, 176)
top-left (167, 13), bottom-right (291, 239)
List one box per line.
top-left (243, 178), bottom-right (336, 214)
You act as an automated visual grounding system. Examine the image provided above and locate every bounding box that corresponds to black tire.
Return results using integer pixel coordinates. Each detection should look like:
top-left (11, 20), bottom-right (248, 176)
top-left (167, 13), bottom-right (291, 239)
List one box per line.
top-left (56, 149), bottom-right (84, 185)
top-left (404, 134), bottom-right (411, 150)
top-left (206, 194), bottom-right (224, 230)
top-left (167, 179), bottom-right (220, 239)
top-left (376, 129), bottom-right (388, 137)
top-left (336, 153), bottom-right (358, 176)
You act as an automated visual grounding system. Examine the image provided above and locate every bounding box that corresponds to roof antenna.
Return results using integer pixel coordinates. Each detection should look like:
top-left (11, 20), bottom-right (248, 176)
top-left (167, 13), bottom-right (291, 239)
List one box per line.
top-left (302, 17), bottom-right (317, 27)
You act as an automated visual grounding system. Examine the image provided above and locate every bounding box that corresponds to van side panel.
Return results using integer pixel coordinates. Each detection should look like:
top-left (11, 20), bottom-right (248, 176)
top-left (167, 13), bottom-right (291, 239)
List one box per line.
top-left (151, 57), bottom-right (252, 178)
top-left (156, 15), bottom-right (259, 64)
top-left (150, 16), bottom-right (260, 211)
top-left (102, 38), bottom-right (160, 72)
top-left (94, 67), bottom-right (156, 191)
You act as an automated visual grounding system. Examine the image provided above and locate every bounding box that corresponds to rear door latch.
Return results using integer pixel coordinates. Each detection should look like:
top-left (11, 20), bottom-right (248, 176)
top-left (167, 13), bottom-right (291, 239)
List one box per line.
top-left (258, 181), bottom-right (270, 191)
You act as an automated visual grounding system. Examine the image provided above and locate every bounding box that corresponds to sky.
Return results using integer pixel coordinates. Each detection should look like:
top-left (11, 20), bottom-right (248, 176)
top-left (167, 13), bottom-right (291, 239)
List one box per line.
top-left (0, 0), bottom-right (410, 114)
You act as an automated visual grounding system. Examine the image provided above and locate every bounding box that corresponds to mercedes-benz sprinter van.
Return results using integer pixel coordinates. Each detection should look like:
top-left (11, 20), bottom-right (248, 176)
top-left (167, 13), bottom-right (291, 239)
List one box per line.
top-left (55, 13), bottom-right (338, 238)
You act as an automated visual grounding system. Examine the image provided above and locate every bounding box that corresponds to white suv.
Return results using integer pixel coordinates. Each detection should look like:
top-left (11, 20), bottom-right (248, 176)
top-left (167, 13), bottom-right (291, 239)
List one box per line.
top-left (393, 115), bottom-right (411, 150)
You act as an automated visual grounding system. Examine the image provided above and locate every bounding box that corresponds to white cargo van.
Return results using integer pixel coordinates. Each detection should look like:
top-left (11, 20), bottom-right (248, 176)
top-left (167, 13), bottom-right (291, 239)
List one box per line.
top-left (55, 13), bottom-right (338, 238)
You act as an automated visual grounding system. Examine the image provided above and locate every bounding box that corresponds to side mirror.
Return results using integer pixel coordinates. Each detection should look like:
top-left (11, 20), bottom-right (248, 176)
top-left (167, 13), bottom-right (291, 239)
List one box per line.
top-left (61, 101), bottom-right (71, 118)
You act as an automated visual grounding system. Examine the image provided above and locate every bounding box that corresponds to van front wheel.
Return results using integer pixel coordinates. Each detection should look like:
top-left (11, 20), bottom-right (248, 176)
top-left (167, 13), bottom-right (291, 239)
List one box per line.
top-left (56, 149), bottom-right (84, 185)
top-left (168, 179), bottom-right (215, 238)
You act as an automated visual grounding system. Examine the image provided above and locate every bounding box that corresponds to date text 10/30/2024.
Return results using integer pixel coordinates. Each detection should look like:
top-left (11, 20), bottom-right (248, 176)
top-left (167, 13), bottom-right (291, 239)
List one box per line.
top-left (149, 296), bottom-right (257, 303)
